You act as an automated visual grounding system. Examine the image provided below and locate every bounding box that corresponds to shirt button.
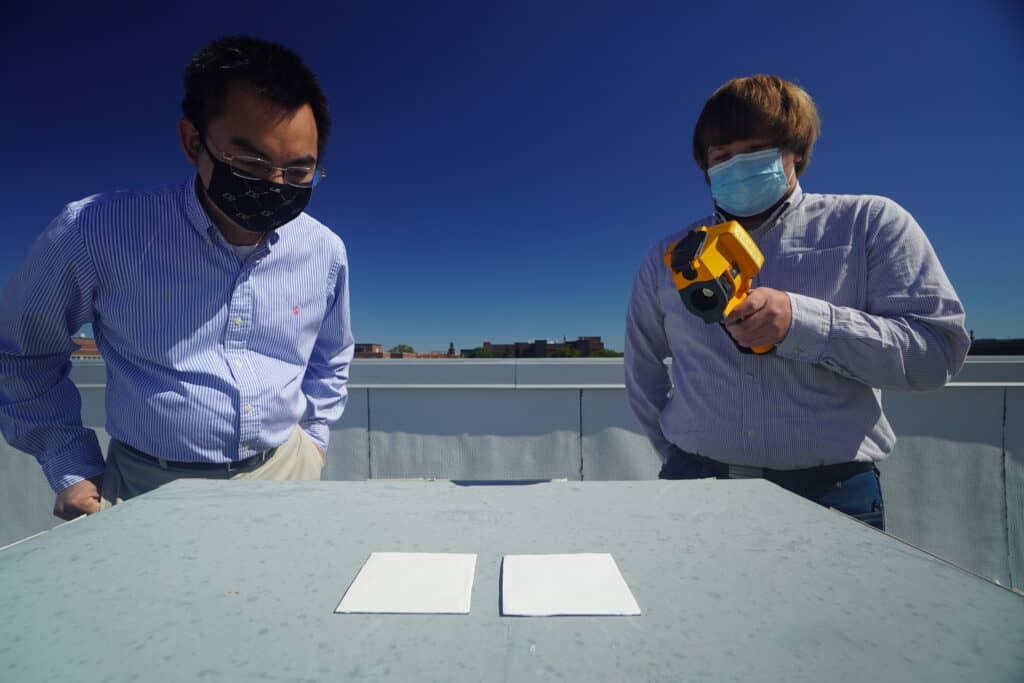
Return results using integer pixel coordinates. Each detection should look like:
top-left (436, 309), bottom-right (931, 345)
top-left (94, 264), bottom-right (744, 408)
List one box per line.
top-left (233, 360), bottom-right (243, 368)
top-left (234, 317), bottom-right (243, 326)
top-left (792, 346), bottom-right (802, 356)
top-left (745, 372), bottom-right (755, 380)
top-left (245, 404), bottom-right (254, 413)
top-left (746, 430), bottom-right (756, 438)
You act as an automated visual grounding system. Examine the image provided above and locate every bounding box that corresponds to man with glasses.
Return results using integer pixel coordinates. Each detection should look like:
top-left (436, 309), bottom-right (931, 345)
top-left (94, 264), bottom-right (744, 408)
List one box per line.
top-left (0, 36), bottom-right (354, 518)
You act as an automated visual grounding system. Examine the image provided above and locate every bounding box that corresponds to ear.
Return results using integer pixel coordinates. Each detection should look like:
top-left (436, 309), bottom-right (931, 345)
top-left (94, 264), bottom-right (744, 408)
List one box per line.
top-left (178, 119), bottom-right (202, 166)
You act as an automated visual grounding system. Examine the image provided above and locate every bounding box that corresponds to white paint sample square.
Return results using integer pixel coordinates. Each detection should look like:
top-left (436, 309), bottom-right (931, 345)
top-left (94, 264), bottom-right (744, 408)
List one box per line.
top-left (336, 552), bottom-right (477, 614)
top-left (501, 553), bottom-right (641, 616)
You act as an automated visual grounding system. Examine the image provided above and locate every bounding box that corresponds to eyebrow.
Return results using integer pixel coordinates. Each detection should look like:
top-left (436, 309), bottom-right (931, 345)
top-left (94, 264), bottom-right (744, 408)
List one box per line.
top-left (229, 136), bottom-right (317, 166)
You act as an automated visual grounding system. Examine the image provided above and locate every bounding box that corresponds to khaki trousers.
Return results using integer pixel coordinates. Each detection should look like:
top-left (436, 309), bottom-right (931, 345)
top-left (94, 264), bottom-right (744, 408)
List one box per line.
top-left (99, 426), bottom-right (324, 509)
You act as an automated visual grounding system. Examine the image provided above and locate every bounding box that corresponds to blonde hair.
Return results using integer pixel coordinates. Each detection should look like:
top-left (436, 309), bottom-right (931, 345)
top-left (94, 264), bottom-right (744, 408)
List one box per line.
top-left (692, 75), bottom-right (820, 175)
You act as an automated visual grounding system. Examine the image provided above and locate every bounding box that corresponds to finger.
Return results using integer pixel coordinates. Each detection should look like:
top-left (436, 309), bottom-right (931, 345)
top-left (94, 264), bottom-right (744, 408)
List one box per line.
top-left (726, 321), bottom-right (759, 348)
top-left (740, 311), bottom-right (775, 336)
top-left (725, 294), bottom-right (766, 324)
top-left (54, 504), bottom-right (78, 521)
top-left (742, 303), bottom-right (775, 325)
top-left (734, 308), bottom-right (772, 335)
top-left (746, 318), bottom-right (786, 347)
top-left (727, 306), bottom-right (770, 341)
top-left (724, 303), bottom-right (752, 325)
top-left (55, 487), bottom-right (102, 519)
top-left (58, 497), bottom-right (100, 519)
top-left (729, 314), bottom-right (774, 347)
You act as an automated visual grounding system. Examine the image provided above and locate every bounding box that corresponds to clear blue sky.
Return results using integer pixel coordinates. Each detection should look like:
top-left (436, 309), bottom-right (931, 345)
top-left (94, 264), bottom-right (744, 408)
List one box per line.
top-left (2, 1), bottom-right (1022, 352)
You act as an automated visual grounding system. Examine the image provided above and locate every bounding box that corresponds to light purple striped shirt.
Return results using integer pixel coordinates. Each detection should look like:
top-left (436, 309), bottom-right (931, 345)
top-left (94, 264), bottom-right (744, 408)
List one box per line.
top-left (0, 177), bottom-right (354, 491)
top-left (625, 184), bottom-right (970, 468)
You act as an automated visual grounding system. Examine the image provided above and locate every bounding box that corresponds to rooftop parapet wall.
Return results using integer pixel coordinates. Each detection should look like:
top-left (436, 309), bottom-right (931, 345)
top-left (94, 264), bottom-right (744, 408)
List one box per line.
top-left (4, 358), bottom-right (1022, 593)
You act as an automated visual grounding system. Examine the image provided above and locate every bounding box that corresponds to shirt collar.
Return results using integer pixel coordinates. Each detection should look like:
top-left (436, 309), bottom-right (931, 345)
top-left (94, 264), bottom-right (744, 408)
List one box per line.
top-left (773, 182), bottom-right (804, 223)
top-left (184, 173), bottom-right (214, 239)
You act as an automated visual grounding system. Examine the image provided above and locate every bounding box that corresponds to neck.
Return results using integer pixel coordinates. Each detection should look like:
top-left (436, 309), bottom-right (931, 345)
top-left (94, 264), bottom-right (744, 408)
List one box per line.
top-left (730, 211), bottom-right (771, 232)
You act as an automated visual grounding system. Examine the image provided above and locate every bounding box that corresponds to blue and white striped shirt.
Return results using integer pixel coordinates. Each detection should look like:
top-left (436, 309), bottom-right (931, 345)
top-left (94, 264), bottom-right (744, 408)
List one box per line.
top-left (625, 184), bottom-right (970, 468)
top-left (0, 177), bottom-right (354, 491)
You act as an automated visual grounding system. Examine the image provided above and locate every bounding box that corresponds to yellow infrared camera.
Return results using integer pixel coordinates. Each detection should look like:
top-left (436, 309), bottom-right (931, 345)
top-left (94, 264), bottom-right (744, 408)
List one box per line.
top-left (663, 221), bottom-right (774, 355)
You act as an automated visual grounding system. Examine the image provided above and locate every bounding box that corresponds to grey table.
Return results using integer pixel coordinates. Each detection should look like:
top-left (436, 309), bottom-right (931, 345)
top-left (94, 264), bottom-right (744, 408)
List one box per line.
top-left (2, 479), bottom-right (1022, 682)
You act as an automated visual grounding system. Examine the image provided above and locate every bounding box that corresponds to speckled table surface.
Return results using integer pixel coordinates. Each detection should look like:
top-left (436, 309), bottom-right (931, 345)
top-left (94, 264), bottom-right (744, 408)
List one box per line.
top-left (3, 478), bottom-right (1022, 682)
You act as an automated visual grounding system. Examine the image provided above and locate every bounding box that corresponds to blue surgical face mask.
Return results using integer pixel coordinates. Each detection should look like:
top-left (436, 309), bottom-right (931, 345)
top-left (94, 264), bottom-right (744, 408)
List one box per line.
top-left (708, 148), bottom-right (790, 217)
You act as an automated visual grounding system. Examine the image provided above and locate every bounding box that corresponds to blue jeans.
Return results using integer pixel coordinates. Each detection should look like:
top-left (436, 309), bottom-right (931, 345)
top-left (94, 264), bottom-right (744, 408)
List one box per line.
top-left (658, 450), bottom-right (885, 531)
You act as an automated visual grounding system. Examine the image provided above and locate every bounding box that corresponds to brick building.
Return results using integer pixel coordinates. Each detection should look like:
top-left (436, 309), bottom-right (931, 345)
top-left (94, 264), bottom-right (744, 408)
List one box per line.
top-left (355, 343), bottom-right (458, 359)
top-left (70, 337), bottom-right (101, 359)
top-left (354, 343), bottom-right (385, 359)
top-left (461, 336), bottom-right (607, 358)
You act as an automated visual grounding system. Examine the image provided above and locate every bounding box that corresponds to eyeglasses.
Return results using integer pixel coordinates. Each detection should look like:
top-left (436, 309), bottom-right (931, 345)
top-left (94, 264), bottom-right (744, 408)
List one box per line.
top-left (200, 137), bottom-right (326, 188)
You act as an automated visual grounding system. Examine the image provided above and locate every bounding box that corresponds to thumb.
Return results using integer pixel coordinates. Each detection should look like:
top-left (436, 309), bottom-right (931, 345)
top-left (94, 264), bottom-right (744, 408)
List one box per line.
top-left (81, 496), bottom-right (101, 515)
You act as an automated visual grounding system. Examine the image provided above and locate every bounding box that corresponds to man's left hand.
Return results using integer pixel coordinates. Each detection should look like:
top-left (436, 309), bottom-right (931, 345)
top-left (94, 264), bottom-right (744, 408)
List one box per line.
top-left (315, 444), bottom-right (326, 464)
top-left (724, 287), bottom-right (792, 348)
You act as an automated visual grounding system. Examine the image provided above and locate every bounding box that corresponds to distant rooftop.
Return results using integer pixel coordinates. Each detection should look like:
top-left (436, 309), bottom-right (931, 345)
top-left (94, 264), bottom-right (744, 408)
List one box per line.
top-left (71, 336), bottom-right (1022, 359)
top-left (969, 338), bottom-right (1024, 355)
top-left (461, 336), bottom-right (617, 358)
top-left (70, 337), bottom-right (99, 359)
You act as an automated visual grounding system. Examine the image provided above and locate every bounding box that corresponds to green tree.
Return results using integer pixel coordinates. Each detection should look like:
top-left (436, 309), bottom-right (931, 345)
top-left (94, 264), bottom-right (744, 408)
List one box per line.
top-left (593, 349), bottom-right (624, 357)
top-left (551, 347), bottom-right (582, 358)
top-left (388, 344), bottom-right (416, 354)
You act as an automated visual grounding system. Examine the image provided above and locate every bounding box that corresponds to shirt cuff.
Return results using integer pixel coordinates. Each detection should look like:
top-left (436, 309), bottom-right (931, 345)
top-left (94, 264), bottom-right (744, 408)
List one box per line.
top-left (300, 422), bottom-right (330, 453)
top-left (41, 446), bottom-right (106, 493)
top-left (775, 292), bottom-right (832, 363)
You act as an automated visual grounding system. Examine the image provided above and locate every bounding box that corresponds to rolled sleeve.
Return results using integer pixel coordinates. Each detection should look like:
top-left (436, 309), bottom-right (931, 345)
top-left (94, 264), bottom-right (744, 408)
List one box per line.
top-left (298, 243), bottom-right (355, 452)
top-left (42, 440), bottom-right (106, 491)
top-left (299, 421), bottom-right (330, 453)
top-left (0, 205), bottom-right (106, 492)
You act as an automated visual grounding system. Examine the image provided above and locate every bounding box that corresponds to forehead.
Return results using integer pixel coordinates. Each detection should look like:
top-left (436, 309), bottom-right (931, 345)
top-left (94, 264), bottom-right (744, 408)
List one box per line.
top-left (209, 84), bottom-right (318, 155)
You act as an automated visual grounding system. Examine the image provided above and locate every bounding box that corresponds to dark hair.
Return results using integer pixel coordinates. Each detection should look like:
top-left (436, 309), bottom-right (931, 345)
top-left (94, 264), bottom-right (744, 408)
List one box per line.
top-left (182, 36), bottom-right (330, 157)
top-left (692, 75), bottom-right (820, 176)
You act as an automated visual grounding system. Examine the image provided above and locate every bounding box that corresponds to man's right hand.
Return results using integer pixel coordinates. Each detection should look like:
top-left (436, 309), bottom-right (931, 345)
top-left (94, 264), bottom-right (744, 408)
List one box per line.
top-left (53, 475), bottom-right (103, 520)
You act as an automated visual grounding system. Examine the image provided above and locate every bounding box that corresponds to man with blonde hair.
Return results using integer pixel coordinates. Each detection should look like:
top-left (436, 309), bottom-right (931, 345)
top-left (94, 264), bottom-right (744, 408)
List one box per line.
top-left (625, 75), bottom-right (969, 529)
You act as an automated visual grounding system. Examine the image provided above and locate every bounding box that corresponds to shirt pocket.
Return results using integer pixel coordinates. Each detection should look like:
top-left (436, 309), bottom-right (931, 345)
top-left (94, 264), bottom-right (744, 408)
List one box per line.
top-left (759, 245), bottom-right (858, 307)
top-left (251, 284), bottom-right (327, 365)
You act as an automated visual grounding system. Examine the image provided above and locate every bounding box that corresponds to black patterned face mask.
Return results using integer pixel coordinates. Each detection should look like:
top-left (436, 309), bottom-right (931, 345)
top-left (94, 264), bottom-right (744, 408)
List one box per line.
top-left (201, 149), bottom-right (312, 233)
